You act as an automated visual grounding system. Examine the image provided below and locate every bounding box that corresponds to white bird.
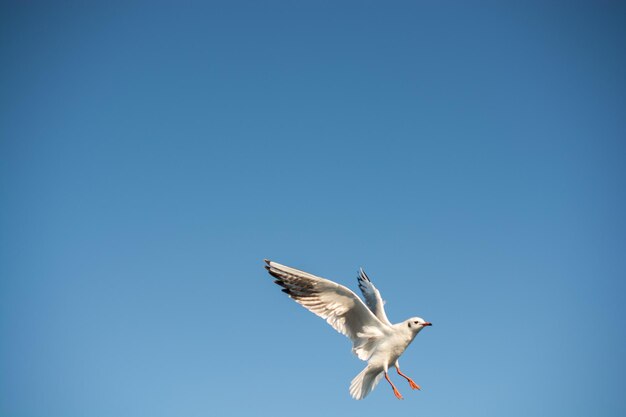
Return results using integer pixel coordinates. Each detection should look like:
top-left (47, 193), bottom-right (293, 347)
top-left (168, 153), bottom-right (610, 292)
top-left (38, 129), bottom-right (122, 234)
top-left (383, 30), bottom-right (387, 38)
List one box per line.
top-left (264, 259), bottom-right (432, 400)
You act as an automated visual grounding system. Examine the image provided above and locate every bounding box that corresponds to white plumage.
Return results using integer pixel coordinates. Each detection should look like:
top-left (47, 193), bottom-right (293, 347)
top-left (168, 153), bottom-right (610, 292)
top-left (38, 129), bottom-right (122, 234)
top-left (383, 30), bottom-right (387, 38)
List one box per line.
top-left (264, 259), bottom-right (432, 400)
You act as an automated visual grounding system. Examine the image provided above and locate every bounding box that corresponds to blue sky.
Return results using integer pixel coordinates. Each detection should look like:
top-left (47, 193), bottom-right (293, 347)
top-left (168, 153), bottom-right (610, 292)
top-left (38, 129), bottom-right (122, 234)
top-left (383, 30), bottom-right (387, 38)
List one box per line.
top-left (1, 1), bottom-right (625, 416)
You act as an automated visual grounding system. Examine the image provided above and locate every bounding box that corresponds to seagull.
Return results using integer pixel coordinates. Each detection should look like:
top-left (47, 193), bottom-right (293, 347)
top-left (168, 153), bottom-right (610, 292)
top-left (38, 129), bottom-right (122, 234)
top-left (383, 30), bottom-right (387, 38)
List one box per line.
top-left (264, 259), bottom-right (432, 400)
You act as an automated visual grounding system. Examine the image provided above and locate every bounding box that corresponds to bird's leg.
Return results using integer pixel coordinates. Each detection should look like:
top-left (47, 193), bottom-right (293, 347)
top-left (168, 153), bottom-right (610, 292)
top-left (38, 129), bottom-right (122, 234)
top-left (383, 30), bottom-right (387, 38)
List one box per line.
top-left (384, 372), bottom-right (403, 400)
top-left (396, 367), bottom-right (421, 390)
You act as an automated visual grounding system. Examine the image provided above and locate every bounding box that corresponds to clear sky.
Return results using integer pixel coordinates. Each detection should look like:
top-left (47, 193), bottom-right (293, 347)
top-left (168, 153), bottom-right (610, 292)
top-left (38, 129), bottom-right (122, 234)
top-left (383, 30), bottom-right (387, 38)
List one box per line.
top-left (1, 1), bottom-right (625, 416)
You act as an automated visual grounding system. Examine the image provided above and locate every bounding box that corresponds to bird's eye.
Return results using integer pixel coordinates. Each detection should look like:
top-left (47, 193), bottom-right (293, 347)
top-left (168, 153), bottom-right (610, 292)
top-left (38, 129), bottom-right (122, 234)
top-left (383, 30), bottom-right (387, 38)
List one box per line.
top-left (413, 321), bottom-right (418, 324)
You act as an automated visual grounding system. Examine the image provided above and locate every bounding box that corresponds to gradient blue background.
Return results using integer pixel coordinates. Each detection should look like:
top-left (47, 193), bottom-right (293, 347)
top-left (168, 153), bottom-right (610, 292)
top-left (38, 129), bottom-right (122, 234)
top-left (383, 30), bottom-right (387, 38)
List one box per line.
top-left (2, 1), bottom-right (625, 416)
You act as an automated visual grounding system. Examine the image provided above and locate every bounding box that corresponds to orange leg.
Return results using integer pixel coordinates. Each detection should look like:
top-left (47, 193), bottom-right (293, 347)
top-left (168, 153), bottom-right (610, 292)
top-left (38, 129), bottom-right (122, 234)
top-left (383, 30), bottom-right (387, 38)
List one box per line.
top-left (396, 367), bottom-right (421, 390)
top-left (384, 372), bottom-right (403, 400)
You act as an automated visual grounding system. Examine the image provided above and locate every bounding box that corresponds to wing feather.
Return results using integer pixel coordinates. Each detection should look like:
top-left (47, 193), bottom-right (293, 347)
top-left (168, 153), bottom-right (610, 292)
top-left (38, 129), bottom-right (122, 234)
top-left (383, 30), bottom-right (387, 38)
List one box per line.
top-left (357, 268), bottom-right (393, 326)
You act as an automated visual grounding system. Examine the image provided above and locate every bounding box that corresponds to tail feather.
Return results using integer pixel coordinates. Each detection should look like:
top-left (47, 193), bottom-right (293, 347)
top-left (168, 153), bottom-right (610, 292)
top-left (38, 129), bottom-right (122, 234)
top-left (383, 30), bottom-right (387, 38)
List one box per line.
top-left (349, 365), bottom-right (384, 400)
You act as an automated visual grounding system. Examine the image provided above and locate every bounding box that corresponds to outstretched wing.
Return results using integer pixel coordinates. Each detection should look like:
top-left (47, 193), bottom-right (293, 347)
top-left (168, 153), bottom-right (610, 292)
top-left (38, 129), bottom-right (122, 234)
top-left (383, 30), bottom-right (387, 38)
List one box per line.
top-left (357, 268), bottom-right (393, 326)
top-left (264, 259), bottom-right (390, 360)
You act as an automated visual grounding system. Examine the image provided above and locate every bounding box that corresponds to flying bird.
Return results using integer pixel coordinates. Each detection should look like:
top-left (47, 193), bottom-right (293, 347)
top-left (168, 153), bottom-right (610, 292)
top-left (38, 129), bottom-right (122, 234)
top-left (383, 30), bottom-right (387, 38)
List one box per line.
top-left (264, 259), bottom-right (432, 400)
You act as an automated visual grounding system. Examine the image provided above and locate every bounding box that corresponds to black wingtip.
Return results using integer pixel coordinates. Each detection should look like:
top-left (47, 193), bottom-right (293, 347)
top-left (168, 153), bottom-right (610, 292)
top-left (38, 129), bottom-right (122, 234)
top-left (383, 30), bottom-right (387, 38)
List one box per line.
top-left (267, 269), bottom-right (282, 280)
top-left (264, 258), bottom-right (270, 264)
top-left (274, 279), bottom-right (287, 288)
top-left (357, 267), bottom-right (370, 282)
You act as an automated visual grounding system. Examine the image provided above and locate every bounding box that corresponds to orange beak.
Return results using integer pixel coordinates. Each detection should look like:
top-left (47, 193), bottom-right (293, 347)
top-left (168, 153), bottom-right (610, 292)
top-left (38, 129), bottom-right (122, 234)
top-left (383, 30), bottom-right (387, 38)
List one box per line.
top-left (423, 322), bottom-right (432, 326)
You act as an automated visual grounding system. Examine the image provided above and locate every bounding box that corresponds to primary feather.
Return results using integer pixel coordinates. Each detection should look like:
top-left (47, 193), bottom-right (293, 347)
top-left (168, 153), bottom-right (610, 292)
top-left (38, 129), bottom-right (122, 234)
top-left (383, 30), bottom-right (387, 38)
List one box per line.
top-left (357, 268), bottom-right (393, 326)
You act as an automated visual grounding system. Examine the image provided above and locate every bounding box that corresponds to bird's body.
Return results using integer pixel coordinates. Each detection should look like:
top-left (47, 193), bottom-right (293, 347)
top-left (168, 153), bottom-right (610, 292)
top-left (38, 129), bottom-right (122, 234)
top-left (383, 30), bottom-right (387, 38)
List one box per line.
top-left (264, 259), bottom-right (432, 400)
top-left (370, 323), bottom-right (414, 368)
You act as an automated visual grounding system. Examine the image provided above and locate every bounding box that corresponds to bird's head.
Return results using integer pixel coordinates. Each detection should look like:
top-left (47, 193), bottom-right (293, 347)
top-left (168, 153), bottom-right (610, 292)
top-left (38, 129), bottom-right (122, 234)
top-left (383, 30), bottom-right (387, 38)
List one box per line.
top-left (406, 317), bottom-right (432, 333)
